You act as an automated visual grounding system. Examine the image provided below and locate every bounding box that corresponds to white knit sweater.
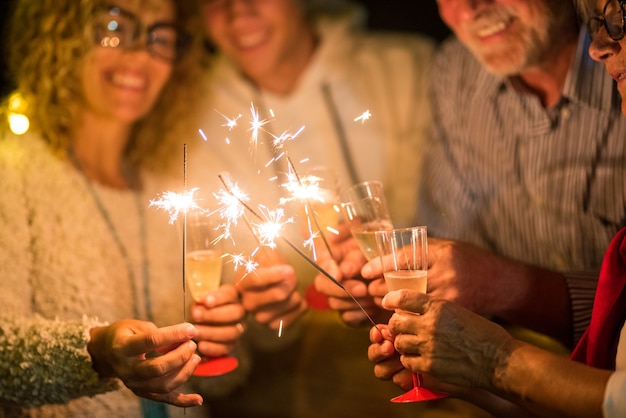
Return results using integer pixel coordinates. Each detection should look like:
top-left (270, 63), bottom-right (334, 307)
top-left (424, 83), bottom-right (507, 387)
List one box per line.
top-left (0, 133), bottom-right (211, 417)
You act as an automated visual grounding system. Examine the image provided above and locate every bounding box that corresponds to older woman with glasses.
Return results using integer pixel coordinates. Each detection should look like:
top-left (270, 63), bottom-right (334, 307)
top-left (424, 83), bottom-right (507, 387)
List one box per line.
top-left (365, 2), bottom-right (626, 416)
top-left (0, 1), bottom-right (245, 417)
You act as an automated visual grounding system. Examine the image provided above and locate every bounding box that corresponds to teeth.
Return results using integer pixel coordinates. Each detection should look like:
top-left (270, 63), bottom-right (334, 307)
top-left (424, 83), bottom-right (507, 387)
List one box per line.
top-left (477, 21), bottom-right (507, 37)
top-left (619, 73), bottom-right (626, 80)
top-left (236, 32), bottom-right (265, 48)
top-left (112, 73), bottom-right (146, 89)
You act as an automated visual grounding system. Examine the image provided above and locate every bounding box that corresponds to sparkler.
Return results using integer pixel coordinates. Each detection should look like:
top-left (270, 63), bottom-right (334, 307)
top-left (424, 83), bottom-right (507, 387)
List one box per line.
top-left (279, 157), bottom-right (336, 260)
top-left (217, 173), bottom-right (380, 329)
top-left (354, 110), bottom-right (371, 124)
top-left (149, 144), bottom-right (200, 321)
top-left (249, 102), bottom-right (270, 150)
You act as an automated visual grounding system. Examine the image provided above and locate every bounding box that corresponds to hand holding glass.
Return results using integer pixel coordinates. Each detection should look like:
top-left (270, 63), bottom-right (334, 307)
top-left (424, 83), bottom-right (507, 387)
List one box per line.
top-left (374, 226), bottom-right (447, 402)
top-left (186, 212), bottom-right (238, 376)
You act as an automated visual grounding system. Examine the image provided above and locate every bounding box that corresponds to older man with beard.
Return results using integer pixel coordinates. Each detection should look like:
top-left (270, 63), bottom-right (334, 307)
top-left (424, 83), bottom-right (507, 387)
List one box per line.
top-left (391, 0), bottom-right (625, 348)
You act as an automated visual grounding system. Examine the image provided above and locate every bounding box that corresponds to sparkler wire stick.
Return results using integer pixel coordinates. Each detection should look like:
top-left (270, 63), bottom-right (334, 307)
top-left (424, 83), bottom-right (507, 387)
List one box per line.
top-left (182, 144), bottom-right (187, 322)
top-left (285, 157), bottom-right (334, 259)
top-left (217, 174), bottom-right (379, 329)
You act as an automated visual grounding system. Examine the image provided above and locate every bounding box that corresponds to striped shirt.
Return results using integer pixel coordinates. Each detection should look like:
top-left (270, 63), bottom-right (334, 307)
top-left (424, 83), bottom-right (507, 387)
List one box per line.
top-left (417, 34), bottom-right (626, 343)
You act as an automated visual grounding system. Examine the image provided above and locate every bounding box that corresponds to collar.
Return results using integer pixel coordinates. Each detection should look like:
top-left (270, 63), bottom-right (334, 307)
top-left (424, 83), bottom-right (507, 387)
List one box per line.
top-left (471, 29), bottom-right (617, 113)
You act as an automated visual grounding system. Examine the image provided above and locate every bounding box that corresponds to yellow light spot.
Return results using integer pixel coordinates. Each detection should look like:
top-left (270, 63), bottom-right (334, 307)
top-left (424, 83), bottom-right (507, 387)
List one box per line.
top-left (9, 113), bottom-right (29, 135)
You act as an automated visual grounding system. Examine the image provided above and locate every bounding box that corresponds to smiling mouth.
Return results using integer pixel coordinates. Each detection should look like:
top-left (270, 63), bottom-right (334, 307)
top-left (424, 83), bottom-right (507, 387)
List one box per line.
top-left (234, 31), bottom-right (267, 49)
top-left (476, 20), bottom-right (509, 38)
top-left (111, 72), bottom-right (147, 90)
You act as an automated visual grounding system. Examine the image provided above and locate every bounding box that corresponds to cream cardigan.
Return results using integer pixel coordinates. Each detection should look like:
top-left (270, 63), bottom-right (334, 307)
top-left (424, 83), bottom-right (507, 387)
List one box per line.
top-left (0, 133), bottom-right (211, 417)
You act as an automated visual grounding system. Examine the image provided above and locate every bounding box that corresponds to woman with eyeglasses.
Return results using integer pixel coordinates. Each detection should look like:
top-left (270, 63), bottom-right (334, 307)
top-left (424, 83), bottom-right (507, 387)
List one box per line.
top-left (0, 1), bottom-right (245, 417)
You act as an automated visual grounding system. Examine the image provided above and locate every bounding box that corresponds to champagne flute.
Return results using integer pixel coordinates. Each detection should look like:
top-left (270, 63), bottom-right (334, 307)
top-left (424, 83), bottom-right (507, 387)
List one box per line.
top-left (299, 166), bottom-right (341, 236)
top-left (186, 212), bottom-right (238, 376)
top-left (342, 180), bottom-right (393, 261)
top-left (374, 226), bottom-right (447, 402)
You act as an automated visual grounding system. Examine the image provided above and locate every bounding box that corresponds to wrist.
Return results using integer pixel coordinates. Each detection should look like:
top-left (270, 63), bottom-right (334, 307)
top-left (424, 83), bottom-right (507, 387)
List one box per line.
top-left (87, 325), bottom-right (116, 378)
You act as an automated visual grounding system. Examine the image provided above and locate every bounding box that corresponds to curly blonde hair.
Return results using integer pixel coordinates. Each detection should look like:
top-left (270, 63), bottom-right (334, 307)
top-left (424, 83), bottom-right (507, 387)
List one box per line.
top-left (4, 0), bottom-right (207, 171)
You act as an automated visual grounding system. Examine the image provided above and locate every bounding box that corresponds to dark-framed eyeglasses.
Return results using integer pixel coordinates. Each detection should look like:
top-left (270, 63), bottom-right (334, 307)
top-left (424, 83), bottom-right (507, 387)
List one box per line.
top-left (588, 0), bottom-right (626, 41)
top-left (91, 6), bottom-right (191, 62)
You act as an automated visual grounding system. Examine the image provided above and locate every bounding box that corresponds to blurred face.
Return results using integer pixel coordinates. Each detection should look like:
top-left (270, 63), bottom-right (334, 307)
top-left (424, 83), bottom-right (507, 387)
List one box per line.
top-left (201, 0), bottom-right (315, 87)
top-left (81, 0), bottom-right (175, 124)
top-left (436, 0), bottom-right (576, 76)
top-left (588, 0), bottom-right (626, 115)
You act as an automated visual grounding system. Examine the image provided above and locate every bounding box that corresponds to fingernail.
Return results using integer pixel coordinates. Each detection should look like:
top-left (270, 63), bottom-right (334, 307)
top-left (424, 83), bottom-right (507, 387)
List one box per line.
top-left (361, 264), bottom-right (372, 277)
top-left (204, 294), bottom-right (216, 307)
top-left (192, 307), bottom-right (202, 321)
top-left (185, 323), bottom-right (196, 335)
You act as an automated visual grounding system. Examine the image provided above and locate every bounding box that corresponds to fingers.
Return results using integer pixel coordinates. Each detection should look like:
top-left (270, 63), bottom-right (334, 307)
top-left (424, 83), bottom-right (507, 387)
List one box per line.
top-left (337, 247), bottom-right (367, 279)
top-left (236, 264), bottom-right (295, 293)
top-left (123, 323), bottom-right (198, 357)
top-left (239, 268), bottom-right (297, 311)
top-left (132, 340), bottom-right (200, 378)
top-left (123, 340), bottom-right (201, 398)
top-left (251, 291), bottom-right (308, 327)
top-left (366, 278), bottom-right (388, 304)
top-left (138, 391), bottom-right (203, 408)
top-left (382, 289), bottom-right (430, 315)
top-left (191, 300), bottom-right (245, 326)
top-left (361, 256), bottom-right (383, 279)
top-left (196, 283), bottom-right (239, 308)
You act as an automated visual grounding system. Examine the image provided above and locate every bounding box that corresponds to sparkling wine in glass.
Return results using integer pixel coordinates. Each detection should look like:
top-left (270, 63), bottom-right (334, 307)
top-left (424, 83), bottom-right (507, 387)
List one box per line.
top-left (186, 212), bottom-right (238, 376)
top-left (342, 181), bottom-right (393, 261)
top-left (374, 226), bottom-right (447, 402)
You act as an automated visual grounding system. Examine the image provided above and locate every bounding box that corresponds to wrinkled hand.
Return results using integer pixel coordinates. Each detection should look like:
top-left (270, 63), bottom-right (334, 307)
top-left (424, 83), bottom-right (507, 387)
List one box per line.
top-left (237, 261), bottom-right (308, 330)
top-left (383, 289), bottom-right (515, 389)
top-left (367, 324), bottom-right (413, 390)
top-left (191, 283), bottom-right (246, 357)
top-left (313, 222), bottom-right (386, 326)
top-left (88, 320), bottom-right (203, 407)
top-left (425, 237), bottom-right (525, 315)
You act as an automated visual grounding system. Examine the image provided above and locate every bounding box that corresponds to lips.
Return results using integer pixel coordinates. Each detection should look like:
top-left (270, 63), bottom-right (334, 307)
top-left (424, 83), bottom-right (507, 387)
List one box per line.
top-left (109, 71), bottom-right (148, 90)
top-left (231, 27), bottom-right (270, 50)
top-left (476, 20), bottom-right (509, 38)
top-left (611, 70), bottom-right (626, 82)
top-left (467, 7), bottom-right (515, 40)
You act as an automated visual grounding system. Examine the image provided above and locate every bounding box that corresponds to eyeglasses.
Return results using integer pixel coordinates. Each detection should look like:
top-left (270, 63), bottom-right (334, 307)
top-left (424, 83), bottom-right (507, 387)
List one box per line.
top-left (92, 6), bottom-right (190, 62)
top-left (588, 0), bottom-right (626, 41)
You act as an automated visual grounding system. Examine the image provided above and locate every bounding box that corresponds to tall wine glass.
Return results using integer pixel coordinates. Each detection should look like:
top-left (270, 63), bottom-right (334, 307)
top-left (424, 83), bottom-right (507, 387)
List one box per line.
top-left (374, 226), bottom-right (448, 402)
top-left (299, 166), bottom-right (341, 236)
top-left (296, 166), bottom-right (341, 309)
top-left (342, 181), bottom-right (393, 261)
top-left (186, 212), bottom-right (238, 376)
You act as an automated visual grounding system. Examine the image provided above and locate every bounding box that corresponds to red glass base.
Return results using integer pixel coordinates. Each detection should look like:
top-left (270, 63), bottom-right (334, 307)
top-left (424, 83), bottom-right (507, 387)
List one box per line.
top-left (193, 356), bottom-right (239, 377)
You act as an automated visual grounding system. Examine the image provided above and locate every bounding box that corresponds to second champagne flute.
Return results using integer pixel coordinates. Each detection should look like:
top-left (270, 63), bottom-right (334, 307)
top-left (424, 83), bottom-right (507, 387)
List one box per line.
top-left (342, 180), bottom-right (393, 260)
top-left (186, 211), bottom-right (238, 376)
top-left (374, 226), bottom-right (448, 402)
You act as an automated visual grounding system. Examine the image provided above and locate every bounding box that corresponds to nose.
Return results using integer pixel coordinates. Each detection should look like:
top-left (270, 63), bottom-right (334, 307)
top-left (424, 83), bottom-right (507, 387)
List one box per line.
top-left (441, 0), bottom-right (493, 22)
top-left (589, 28), bottom-right (621, 62)
top-left (226, 0), bottom-right (255, 19)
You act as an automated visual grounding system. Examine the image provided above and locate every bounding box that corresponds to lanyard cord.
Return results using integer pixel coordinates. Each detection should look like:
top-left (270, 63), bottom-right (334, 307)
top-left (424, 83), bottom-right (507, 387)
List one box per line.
top-left (321, 82), bottom-right (360, 186)
top-left (68, 150), bottom-right (152, 321)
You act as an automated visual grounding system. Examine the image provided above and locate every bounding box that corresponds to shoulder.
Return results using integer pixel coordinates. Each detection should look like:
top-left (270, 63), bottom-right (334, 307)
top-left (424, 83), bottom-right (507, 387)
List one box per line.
top-left (0, 131), bottom-right (51, 164)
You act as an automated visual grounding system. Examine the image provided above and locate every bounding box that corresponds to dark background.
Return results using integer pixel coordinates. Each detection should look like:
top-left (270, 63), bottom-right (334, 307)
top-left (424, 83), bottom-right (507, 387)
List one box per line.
top-left (0, 1), bottom-right (450, 98)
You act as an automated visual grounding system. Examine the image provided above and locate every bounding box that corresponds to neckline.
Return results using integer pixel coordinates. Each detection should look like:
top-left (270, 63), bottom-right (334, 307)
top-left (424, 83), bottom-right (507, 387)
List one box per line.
top-left (68, 149), bottom-right (153, 321)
